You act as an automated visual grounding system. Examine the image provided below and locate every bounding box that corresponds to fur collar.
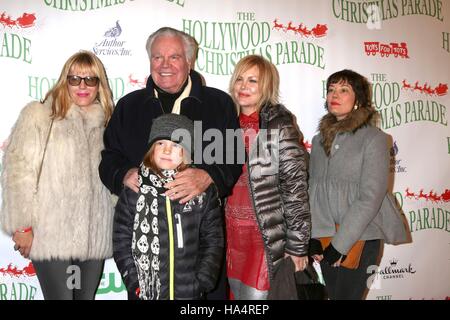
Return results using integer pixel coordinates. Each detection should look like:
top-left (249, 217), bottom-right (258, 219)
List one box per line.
top-left (66, 102), bottom-right (105, 128)
top-left (44, 98), bottom-right (105, 129)
top-left (319, 107), bottom-right (376, 156)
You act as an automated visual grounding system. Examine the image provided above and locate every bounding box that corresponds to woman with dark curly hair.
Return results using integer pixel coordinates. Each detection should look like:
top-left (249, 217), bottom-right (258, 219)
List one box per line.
top-left (308, 69), bottom-right (407, 300)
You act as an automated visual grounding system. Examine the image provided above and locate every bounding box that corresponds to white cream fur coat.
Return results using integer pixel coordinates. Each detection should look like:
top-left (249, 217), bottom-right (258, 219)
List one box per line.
top-left (1, 99), bottom-right (114, 261)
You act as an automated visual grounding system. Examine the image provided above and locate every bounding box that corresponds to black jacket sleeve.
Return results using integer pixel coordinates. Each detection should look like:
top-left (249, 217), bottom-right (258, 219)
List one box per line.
top-left (195, 94), bottom-right (242, 199)
top-left (99, 101), bottom-right (135, 196)
top-left (196, 188), bottom-right (224, 293)
top-left (113, 188), bottom-right (139, 297)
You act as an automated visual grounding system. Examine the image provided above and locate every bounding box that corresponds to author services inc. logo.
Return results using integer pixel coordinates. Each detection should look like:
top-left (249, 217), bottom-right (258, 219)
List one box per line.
top-left (93, 20), bottom-right (132, 57)
top-left (390, 141), bottom-right (407, 174)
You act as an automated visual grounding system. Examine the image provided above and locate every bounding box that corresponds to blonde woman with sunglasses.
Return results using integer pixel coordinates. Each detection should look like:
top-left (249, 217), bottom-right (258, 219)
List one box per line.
top-left (1, 50), bottom-right (114, 300)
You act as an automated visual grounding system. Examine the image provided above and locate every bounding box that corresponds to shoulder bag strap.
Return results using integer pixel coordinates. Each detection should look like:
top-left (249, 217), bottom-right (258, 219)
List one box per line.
top-left (35, 118), bottom-right (54, 193)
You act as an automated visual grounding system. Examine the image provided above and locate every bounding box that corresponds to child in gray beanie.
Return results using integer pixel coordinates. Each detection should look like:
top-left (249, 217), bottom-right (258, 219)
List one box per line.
top-left (113, 113), bottom-right (224, 300)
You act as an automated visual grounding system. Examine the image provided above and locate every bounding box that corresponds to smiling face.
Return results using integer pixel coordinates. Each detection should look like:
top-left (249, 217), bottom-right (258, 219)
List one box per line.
top-left (67, 65), bottom-right (99, 108)
top-left (150, 35), bottom-right (191, 94)
top-left (153, 140), bottom-right (184, 170)
top-left (326, 80), bottom-right (356, 121)
top-left (233, 65), bottom-right (261, 115)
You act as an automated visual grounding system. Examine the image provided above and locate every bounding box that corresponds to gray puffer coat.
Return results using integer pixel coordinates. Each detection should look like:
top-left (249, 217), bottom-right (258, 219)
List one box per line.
top-left (247, 103), bottom-right (310, 280)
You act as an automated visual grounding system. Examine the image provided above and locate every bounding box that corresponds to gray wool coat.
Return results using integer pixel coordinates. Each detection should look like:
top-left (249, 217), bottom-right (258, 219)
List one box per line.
top-left (309, 114), bottom-right (408, 255)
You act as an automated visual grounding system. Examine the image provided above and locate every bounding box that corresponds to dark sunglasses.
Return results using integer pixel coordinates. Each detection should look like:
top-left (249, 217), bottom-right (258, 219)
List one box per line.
top-left (67, 75), bottom-right (99, 87)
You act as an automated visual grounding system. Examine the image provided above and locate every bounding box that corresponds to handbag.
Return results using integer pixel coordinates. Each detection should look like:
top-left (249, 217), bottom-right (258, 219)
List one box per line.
top-left (295, 263), bottom-right (328, 300)
top-left (319, 224), bottom-right (365, 269)
top-left (268, 257), bottom-right (327, 300)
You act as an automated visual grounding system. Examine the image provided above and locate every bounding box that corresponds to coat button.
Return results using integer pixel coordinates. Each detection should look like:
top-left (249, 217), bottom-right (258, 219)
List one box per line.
top-left (335, 144), bottom-right (339, 149)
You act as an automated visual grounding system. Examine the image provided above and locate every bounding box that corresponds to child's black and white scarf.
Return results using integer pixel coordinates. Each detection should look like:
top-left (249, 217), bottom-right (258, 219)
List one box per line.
top-left (132, 164), bottom-right (176, 300)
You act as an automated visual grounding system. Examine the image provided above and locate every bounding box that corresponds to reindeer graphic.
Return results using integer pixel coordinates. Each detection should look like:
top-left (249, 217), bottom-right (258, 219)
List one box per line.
top-left (284, 21), bottom-right (296, 33)
top-left (272, 19), bottom-right (283, 31)
top-left (417, 189), bottom-right (428, 201)
top-left (405, 188), bottom-right (415, 199)
top-left (128, 74), bottom-right (139, 86)
top-left (296, 23), bottom-right (311, 37)
top-left (0, 12), bottom-right (17, 28)
top-left (402, 79), bottom-right (412, 90)
top-left (427, 190), bottom-right (441, 203)
top-left (413, 81), bottom-right (424, 93)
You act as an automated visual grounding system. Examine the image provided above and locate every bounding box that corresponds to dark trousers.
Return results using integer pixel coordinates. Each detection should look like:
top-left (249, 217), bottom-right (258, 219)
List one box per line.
top-left (33, 259), bottom-right (104, 300)
top-left (320, 239), bottom-right (381, 300)
top-left (205, 250), bottom-right (227, 300)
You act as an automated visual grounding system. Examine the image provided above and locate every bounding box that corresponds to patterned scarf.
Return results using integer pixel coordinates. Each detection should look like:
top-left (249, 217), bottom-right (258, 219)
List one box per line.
top-left (132, 165), bottom-right (176, 300)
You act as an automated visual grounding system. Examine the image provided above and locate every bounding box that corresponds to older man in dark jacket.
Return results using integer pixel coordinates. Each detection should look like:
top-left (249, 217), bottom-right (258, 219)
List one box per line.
top-left (99, 27), bottom-right (242, 299)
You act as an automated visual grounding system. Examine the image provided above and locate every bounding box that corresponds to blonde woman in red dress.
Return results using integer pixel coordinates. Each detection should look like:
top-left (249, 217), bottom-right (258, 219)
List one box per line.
top-left (226, 55), bottom-right (311, 299)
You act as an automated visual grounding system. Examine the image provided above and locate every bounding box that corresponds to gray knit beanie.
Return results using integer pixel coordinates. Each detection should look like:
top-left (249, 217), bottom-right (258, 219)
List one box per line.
top-left (148, 114), bottom-right (195, 155)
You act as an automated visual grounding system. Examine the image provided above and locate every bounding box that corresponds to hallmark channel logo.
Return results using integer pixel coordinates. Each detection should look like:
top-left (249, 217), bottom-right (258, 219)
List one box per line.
top-left (93, 20), bottom-right (132, 57)
top-left (389, 141), bottom-right (407, 174)
top-left (364, 41), bottom-right (409, 58)
top-left (375, 258), bottom-right (417, 280)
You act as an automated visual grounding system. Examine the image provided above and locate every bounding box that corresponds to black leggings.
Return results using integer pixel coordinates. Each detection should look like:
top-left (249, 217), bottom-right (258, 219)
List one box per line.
top-left (320, 240), bottom-right (381, 300)
top-left (32, 259), bottom-right (104, 300)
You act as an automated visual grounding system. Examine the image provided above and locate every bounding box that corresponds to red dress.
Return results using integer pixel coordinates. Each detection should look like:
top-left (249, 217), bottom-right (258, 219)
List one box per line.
top-left (225, 112), bottom-right (270, 293)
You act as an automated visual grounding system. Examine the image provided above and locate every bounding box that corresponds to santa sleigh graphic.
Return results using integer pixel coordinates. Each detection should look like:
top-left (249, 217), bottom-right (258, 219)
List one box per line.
top-left (0, 262), bottom-right (36, 277)
top-left (405, 188), bottom-right (450, 203)
top-left (434, 83), bottom-right (448, 96)
top-left (272, 18), bottom-right (327, 38)
top-left (0, 12), bottom-right (36, 28)
top-left (311, 24), bottom-right (327, 37)
top-left (402, 80), bottom-right (447, 97)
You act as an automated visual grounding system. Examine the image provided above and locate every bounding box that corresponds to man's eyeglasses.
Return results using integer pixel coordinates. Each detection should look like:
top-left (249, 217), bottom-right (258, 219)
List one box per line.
top-left (67, 75), bottom-right (99, 87)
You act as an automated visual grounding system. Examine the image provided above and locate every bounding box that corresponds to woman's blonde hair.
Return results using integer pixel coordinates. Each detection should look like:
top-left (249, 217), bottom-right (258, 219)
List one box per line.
top-left (43, 50), bottom-right (113, 126)
top-left (229, 55), bottom-right (280, 115)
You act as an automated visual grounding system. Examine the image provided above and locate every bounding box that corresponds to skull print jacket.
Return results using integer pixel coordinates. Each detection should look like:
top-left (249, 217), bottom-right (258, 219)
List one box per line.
top-left (113, 165), bottom-right (224, 300)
